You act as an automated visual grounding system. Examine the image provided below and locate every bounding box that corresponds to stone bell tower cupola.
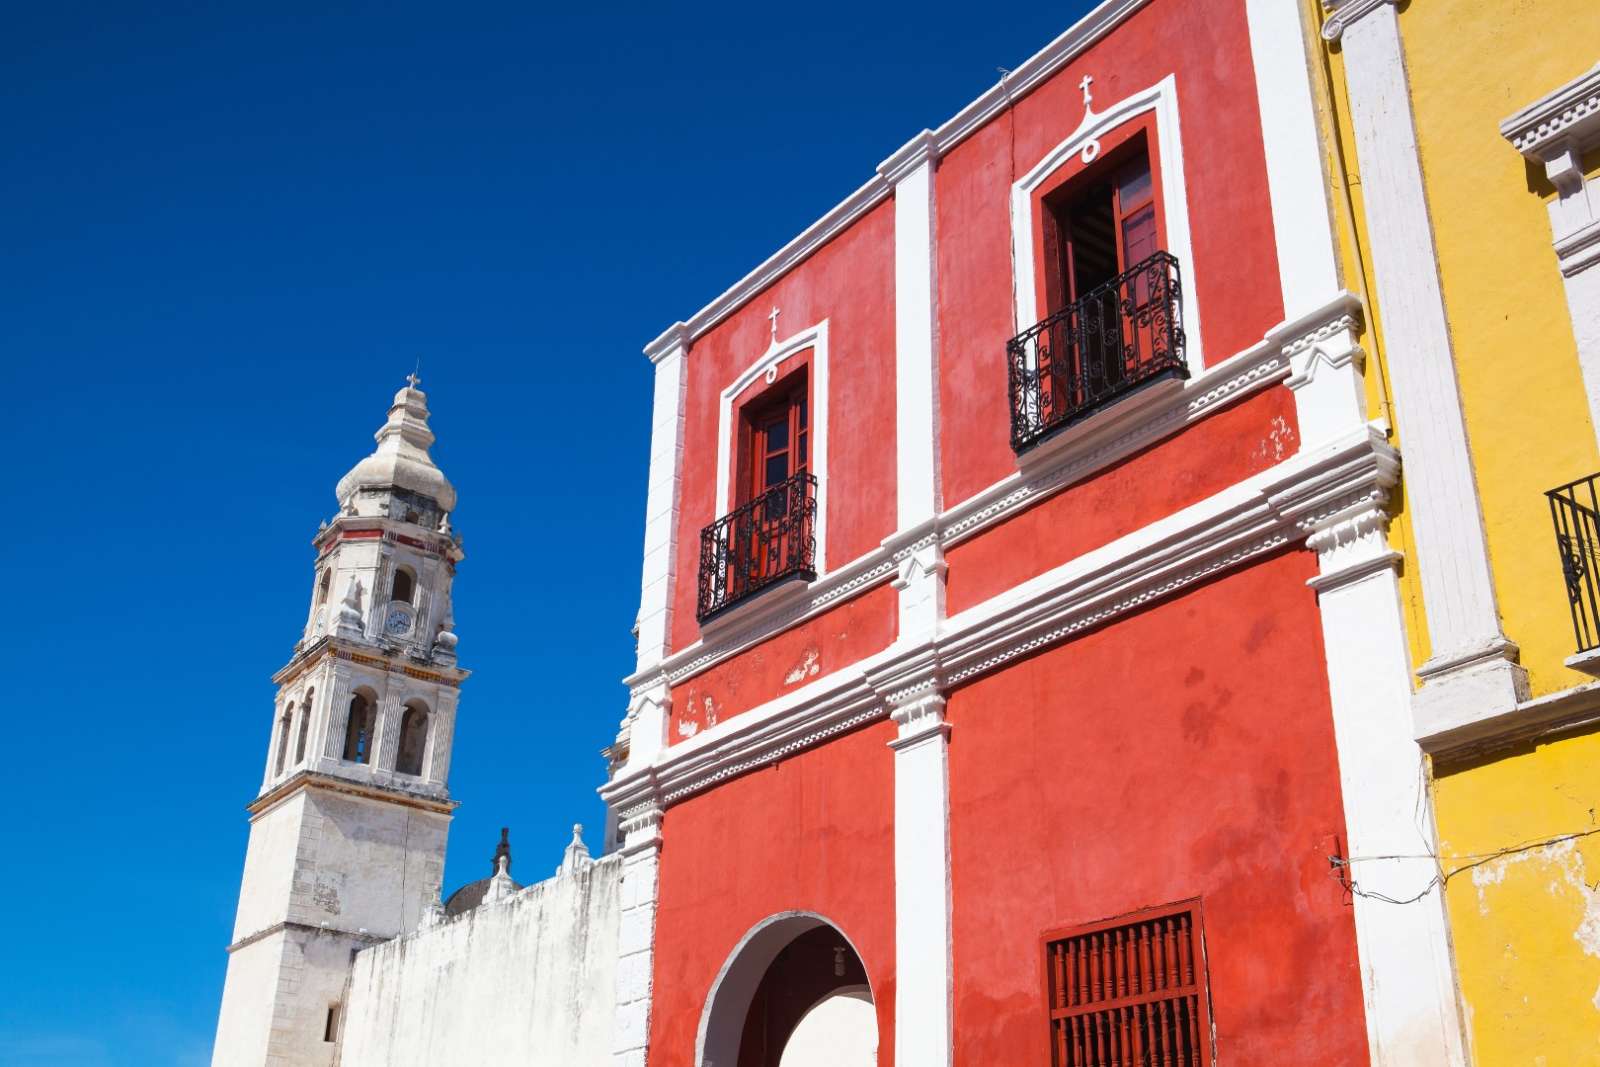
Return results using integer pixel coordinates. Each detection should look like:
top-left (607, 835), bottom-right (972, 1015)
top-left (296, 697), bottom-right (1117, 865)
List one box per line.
top-left (278, 372), bottom-right (469, 801)
top-left (213, 375), bottom-right (468, 1067)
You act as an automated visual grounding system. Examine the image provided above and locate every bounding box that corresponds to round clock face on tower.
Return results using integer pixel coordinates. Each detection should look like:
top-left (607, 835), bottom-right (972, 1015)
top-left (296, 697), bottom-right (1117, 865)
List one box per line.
top-left (385, 606), bottom-right (414, 635)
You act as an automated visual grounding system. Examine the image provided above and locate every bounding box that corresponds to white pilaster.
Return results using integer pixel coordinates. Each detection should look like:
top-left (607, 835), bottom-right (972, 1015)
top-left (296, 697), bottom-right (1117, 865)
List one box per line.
top-left (1245, 0), bottom-right (1341, 319)
top-left (880, 131), bottom-right (942, 531)
top-left (1328, 0), bottom-right (1527, 731)
top-left (637, 325), bottom-right (691, 673)
top-left (886, 685), bottom-right (952, 1067)
top-left (1282, 285), bottom-right (1468, 1064)
top-left (1306, 505), bottom-right (1469, 1067)
top-left (1501, 63), bottom-right (1600, 450)
top-left (880, 132), bottom-right (947, 647)
top-left (611, 803), bottom-right (663, 1067)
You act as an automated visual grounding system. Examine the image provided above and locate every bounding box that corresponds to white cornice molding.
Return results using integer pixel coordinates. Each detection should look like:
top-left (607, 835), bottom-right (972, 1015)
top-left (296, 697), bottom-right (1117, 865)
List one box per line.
top-left (877, 129), bottom-right (941, 185)
top-left (644, 321), bottom-right (691, 365)
top-left (1427, 681), bottom-right (1600, 764)
top-left (619, 294), bottom-right (1359, 701)
top-left (1319, 0), bottom-right (1398, 43)
top-left (639, 0), bottom-right (1153, 356)
top-left (1500, 62), bottom-right (1600, 196)
top-left (604, 420), bottom-right (1397, 814)
top-left (1555, 216), bottom-right (1600, 277)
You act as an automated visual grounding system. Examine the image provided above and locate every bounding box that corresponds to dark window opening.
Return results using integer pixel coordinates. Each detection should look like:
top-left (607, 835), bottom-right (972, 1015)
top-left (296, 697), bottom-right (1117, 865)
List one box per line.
top-left (274, 714), bottom-right (292, 776)
top-left (396, 704), bottom-right (428, 777)
top-left (1042, 140), bottom-right (1157, 316)
top-left (1043, 902), bottom-right (1211, 1067)
top-left (391, 568), bottom-right (415, 605)
top-left (294, 691), bottom-right (313, 765)
top-left (1009, 132), bottom-right (1184, 454)
top-left (343, 694), bottom-right (376, 765)
top-left (316, 569), bottom-right (331, 606)
top-left (739, 376), bottom-right (809, 509)
top-left (323, 1004), bottom-right (340, 1043)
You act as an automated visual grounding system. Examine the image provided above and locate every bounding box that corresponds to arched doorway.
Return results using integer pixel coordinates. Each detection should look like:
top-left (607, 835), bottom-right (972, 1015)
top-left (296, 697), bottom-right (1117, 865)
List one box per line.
top-left (698, 912), bottom-right (879, 1067)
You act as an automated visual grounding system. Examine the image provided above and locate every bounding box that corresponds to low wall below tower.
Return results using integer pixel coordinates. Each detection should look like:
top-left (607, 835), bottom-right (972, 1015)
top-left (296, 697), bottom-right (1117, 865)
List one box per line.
top-left (338, 852), bottom-right (621, 1066)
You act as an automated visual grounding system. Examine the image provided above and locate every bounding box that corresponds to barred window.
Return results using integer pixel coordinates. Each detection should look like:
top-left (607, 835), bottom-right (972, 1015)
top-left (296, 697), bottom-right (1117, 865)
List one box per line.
top-left (1043, 902), bottom-right (1211, 1067)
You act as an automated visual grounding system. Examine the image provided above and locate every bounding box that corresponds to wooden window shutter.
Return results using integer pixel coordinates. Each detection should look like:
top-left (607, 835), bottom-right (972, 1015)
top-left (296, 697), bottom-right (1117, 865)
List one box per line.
top-left (1042, 902), bottom-right (1212, 1067)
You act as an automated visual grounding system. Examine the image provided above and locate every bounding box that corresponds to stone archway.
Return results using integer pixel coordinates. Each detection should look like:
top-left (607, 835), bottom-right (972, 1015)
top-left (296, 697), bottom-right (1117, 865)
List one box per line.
top-left (697, 913), bottom-right (879, 1067)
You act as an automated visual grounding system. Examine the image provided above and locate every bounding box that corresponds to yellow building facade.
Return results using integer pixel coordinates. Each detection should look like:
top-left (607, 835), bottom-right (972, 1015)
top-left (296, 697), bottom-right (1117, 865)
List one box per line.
top-left (1317, 0), bottom-right (1600, 1061)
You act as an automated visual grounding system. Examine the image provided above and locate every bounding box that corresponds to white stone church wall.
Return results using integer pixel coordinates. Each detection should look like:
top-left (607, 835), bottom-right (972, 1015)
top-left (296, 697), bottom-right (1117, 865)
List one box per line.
top-left (338, 853), bottom-right (622, 1067)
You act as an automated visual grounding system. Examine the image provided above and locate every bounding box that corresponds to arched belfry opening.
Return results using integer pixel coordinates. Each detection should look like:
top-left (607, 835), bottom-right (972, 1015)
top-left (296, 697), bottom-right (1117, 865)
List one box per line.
top-left (698, 913), bottom-right (878, 1067)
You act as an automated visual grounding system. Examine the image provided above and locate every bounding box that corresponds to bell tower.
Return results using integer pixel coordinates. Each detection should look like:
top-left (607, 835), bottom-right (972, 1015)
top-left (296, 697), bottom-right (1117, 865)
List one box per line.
top-left (212, 376), bottom-right (468, 1067)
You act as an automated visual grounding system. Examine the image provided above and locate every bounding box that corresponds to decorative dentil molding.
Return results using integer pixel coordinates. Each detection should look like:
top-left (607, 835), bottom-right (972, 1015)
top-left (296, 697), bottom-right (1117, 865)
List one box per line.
top-left (612, 293), bottom-right (1368, 807)
top-left (1501, 62), bottom-right (1600, 197)
top-left (604, 420), bottom-right (1399, 815)
top-left (620, 309), bottom-right (1315, 707)
top-left (1320, 0), bottom-right (1398, 43)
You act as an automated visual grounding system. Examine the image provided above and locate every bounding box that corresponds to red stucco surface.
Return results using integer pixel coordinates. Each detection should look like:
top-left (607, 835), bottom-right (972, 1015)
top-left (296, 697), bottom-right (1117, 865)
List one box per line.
top-left (946, 550), bottom-right (1369, 1065)
top-left (669, 200), bottom-right (898, 655)
top-left (649, 719), bottom-right (898, 1067)
top-left (936, 0), bottom-right (1283, 507)
top-left (669, 584), bottom-right (898, 741)
top-left (945, 386), bottom-right (1299, 615)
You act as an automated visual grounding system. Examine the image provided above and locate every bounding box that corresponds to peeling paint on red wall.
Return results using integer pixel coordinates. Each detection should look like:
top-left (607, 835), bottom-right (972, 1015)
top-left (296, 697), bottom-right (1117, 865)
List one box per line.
top-left (669, 584), bottom-right (897, 742)
top-left (945, 387), bottom-right (1299, 615)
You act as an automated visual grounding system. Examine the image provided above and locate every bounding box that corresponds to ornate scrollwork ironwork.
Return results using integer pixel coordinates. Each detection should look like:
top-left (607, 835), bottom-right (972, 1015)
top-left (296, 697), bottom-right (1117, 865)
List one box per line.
top-left (697, 472), bottom-right (818, 622)
top-left (1006, 250), bottom-right (1187, 454)
top-left (1549, 474), bottom-right (1600, 654)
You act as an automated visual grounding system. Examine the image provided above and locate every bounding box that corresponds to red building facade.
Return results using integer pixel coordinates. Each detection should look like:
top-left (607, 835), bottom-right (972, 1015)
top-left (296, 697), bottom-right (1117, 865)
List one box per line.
top-left (602, 2), bottom-right (1464, 1065)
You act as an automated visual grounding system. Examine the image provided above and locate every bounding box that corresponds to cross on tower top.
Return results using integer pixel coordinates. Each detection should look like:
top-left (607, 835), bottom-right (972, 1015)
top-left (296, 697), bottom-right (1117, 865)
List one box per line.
top-left (1079, 74), bottom-right (1094, 109)
top-left (768, 305), bottom-right (781, 344)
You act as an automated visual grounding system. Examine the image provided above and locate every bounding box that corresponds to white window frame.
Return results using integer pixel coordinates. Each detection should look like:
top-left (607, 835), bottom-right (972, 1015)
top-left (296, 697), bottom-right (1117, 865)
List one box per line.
top-left (1008, 74), bottom-right (1205, 377)
top-left (713, 319), bottom-right (831, 575)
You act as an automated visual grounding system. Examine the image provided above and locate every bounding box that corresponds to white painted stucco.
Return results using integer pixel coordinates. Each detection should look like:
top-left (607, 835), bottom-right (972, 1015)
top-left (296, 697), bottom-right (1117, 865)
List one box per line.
top-left (339, 854), bottom-right (622, 1067)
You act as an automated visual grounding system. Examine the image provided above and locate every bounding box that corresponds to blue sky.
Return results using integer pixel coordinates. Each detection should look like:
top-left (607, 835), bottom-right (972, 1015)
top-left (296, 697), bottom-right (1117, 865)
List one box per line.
top-left (2, 3), bottom-right (1088, 1063)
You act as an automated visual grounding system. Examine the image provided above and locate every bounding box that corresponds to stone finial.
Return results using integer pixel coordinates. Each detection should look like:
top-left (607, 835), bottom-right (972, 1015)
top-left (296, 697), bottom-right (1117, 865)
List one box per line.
top-left (559, 823), bottom-right (593, 876)
top-left (484, 851), bottom-right (515, 904)
top-left (492, 826), bottom-right (511, 876)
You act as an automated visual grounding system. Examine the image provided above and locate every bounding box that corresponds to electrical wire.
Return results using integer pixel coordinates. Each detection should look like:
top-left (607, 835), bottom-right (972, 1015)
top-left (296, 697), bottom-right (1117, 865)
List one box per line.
top-left (1329, 826), bottom-right (1600, 906)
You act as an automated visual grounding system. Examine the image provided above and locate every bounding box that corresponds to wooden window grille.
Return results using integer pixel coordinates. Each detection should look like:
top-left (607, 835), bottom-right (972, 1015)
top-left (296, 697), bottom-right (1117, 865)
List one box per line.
top-left (1043, 902), bottom-right (1211, 1067)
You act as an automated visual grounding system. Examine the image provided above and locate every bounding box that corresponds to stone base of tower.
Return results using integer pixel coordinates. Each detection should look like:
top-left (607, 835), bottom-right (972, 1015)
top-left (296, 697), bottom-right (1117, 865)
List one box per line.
top-left (213, 779), bottom-right (453, 1067)
top-left (214, 925), bottom-right (376, 1067)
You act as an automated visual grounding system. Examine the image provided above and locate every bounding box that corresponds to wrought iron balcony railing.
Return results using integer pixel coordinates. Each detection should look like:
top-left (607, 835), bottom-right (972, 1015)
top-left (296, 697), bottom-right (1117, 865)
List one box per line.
top-left (1007, 250), bottom-right (1187, 454)
top-left (1548, 473), bottom-right (1600, 655)
top-left (697, 471), bottom-right (818, 622)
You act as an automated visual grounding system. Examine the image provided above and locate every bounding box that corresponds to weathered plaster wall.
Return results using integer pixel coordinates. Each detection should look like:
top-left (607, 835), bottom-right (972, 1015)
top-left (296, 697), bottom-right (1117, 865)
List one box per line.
top-left (944, 386), bottom-right (1298, 614)
top-left (947, 550), bottom-right (1371, 1063)
top-left (1366, 3), bottom-right (1600, 1061)
top-left (1434, 729), bottom-right (1600, 1065)
top-left (339, 854), bottom-right (621, 1067)
top-left (668, 584), bottom-right (897, 741)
